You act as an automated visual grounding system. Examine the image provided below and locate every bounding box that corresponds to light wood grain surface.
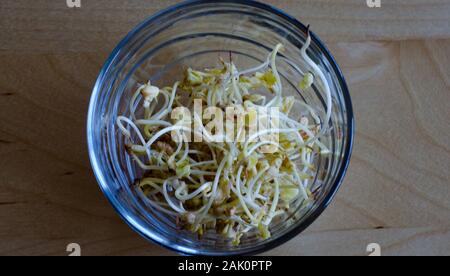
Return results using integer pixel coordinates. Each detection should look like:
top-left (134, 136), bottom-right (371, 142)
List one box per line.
top-left (0, 0), bottom-right (449, 256)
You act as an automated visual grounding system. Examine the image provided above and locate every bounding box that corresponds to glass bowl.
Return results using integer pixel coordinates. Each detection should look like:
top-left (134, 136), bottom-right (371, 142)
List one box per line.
top-left (87, 0), bottom-right (354, 256)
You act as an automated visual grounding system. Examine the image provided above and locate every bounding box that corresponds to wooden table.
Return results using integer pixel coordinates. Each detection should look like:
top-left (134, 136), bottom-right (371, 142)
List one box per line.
top-left (1, 0), bottom-right (449, 256)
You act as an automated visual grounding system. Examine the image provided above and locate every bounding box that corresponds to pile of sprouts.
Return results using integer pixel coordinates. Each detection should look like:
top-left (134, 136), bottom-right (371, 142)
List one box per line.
top-left (117, 30), bottom-right (332, 245)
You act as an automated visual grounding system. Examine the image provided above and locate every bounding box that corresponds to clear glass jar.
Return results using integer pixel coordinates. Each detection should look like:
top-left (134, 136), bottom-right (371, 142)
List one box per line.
top-left (87, 0), bottom-right (354, 255)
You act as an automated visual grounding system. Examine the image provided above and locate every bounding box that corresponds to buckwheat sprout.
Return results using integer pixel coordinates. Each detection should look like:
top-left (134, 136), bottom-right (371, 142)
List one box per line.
top-left (130, 84), bottom-right (145, 121)
top-left (245, 140), bottom-right (281, 157)
top-left (151, 200), bottom-right (174, 210)
top-left (265, 44), bottom-right (285, 107)
top-left (177, 133), bottom-right (190, 163)
top-left (283, 58), bottom-right (306, 78)
top-left (117, 116), bottom-right (151, 160)
top-left (244, 128), bottom-right (304, 151)
top-left (175, 182), bottom-right (212, 201)
top-left (163, 179), bottom-right (186, 214)
top-left (142, 195), bottom-right (178, 216)
top-left (139, 178), bottom-right (164, 193)
top-left (316, 140), bottom-right (331, 154)
top-left (266, 111), bottom-right (329, 153)
top-left (117, 116), bottom-right (145, 144)
top-left (188, 150), bottom-right (208, 156)
top-left (267, 111), bottom-right (307, 128)
top-left (146, 98), bottom-right (158, 119)
top-left (152, 82), bottom-right (180, 120)
top-left (130, 152), bottom-right (168, 171)
top-left (246, 165), bottom-right (270, 200)
top-left (301, 27), bottom-right (332, 133)
top-left (230, 65), bottom-right (242, 103)
top-left (186, 176), bottom-right (201, 186)
top-left (302, 153), bottom-right (313, 188)
top-left (301, 148), bottom-right (309, 168)
top-left (288, 152), bottom-right (301, 161)
top-left (290, 162), bottom-right (309, 200)
top-left (191, 160), bottom-right (216, 167)
top-left (271, 44), bottom-right (284, 95)
top-left (134, 119), bottom-right (172, 128)
top-left (116, 30), bottom-right (333, 245)
top-left (235, 53), bottom-right (271, 78)
top-left (225, 43), bottom-right (278, 87)
top-left (144, 125), bottom-right (189, 149)
top-left (267, 111), bottom-right (320, 140)
top-left (207, 85), bottom-right (215, 107)
top-left (230, 166), bottom-right (256, 223)
top-left (227, 215), bottom-right (253, 228)
top-left (190, 170), bottom-right (217, 176)
top-left (296, 101), bottom-right (322, 126)
top-left (168, 137), bottom-right (184, 166)
top-left (253, 181), bottom-right (266, 201)
top-left (263, 178), bottom-right (280, 226)
top-left (195, 158), bottom-right (227, 221)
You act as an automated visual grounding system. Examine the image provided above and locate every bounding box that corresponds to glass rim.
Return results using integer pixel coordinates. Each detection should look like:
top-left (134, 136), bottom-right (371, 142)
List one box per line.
top-left (87, 0), bottom-right (355, 256)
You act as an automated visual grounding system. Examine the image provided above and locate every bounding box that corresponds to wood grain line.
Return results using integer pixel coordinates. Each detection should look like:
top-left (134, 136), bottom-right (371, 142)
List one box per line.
top-left (398, 74), bottom-right (450, 155)
top-left (335, 198), bottom-right (387, 227)
top-left (382, 228), bottom-right (450, 253)
top-left (0, 128), bottom-right (90, 171)
top-left (357, 131), bottom-right (448, 182)
top-left (43, 55), bottom-right (93, 92)
top-left (353, 155), bottom-right (450, 213)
